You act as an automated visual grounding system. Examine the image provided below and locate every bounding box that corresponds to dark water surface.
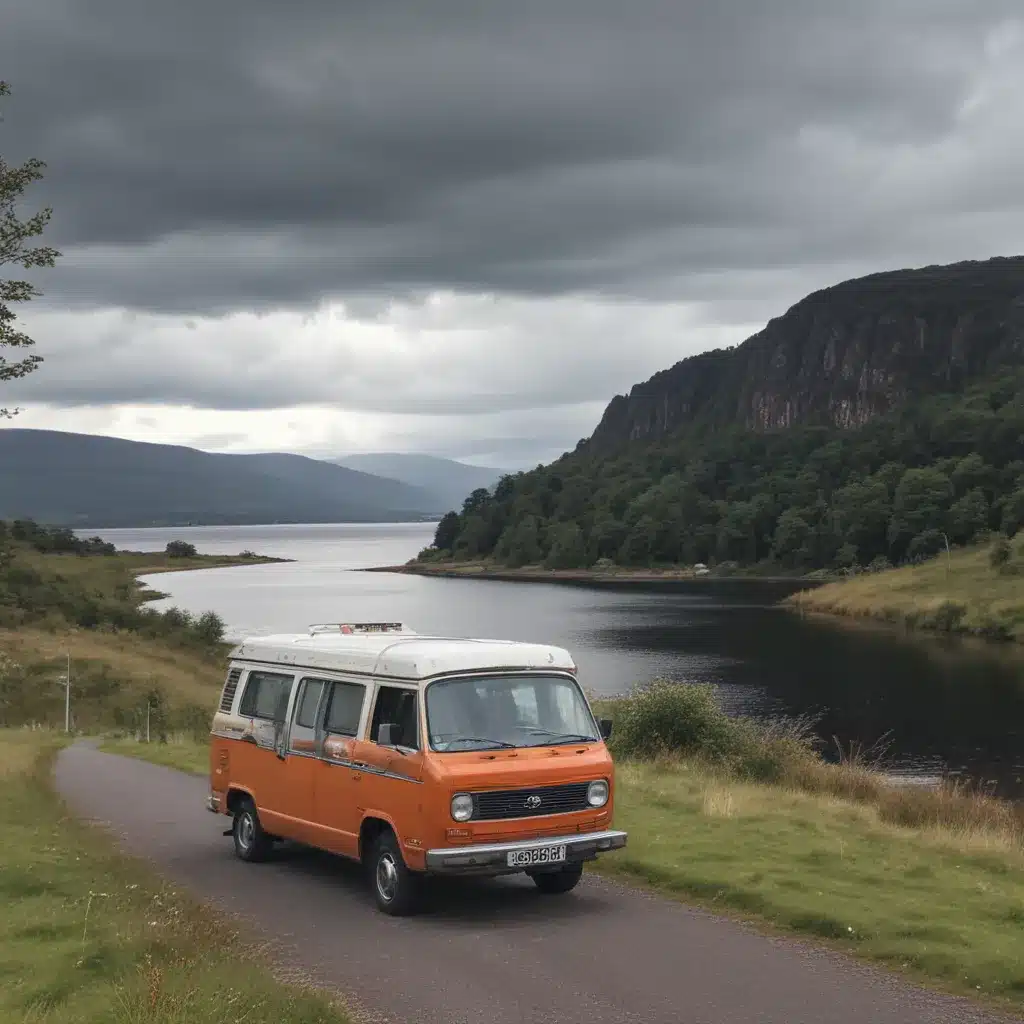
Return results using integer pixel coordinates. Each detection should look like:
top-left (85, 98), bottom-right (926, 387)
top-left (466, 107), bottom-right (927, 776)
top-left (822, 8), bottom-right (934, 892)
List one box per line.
top-left (94, 523), bottom-right (1024, 797)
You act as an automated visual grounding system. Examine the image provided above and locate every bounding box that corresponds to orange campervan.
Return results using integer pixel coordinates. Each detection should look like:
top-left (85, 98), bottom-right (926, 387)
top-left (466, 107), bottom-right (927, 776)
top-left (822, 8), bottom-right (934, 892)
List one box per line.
top-left (207, 622), bottom-right (627, 914)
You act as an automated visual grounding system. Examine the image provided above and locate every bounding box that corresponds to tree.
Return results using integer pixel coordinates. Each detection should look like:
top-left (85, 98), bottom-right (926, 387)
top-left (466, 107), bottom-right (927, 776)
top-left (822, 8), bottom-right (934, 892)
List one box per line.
top-left (165, 540), bottom-right (197, 558)
top-left (504, 516), bottom-right (543, 567)
top-left (433, 511), bottom-right (460, 552)
top-left (1, 82), bottom-right (60, 418)
top-left (544, 521), bottom-right (588, 570)
top-left (887, 468), bottom-right (954, 559)
top-left (945, 488), bottom-right (989, 545)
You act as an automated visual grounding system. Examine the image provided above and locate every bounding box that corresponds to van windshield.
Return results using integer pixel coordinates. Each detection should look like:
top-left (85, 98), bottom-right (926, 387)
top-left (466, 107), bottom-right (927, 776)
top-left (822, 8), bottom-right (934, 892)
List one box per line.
top-left (425, 673), bottom-right (600, 752)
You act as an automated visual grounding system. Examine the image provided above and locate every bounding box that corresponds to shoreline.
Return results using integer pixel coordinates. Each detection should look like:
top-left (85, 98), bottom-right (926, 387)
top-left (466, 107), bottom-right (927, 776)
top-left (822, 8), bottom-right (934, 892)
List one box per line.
top-left (364, 561), bottom-right (829, 588)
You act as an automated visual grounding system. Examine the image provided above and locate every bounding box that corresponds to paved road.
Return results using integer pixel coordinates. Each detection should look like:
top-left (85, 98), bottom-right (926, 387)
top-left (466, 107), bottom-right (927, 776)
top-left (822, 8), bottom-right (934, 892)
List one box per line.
top-left (55, 744), bottom-right (1019, 1024)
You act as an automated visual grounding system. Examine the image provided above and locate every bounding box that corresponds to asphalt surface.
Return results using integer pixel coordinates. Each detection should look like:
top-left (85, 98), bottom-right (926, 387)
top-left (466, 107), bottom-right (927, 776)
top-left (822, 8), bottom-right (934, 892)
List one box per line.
top-left (55, 744), bottom-right (1019, 1024)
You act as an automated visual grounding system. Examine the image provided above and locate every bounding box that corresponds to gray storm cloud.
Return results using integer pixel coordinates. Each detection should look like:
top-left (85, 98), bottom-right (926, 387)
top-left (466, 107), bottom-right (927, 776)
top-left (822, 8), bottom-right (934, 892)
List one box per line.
top-left (2, 0), bottom-right (1024, 463)
top-left (3, 0), bottom-right (1022, 314)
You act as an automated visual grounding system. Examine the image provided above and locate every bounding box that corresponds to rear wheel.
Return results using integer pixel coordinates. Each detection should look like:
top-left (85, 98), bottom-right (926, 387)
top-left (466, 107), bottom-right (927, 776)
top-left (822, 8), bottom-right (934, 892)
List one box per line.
top-left (232, 797), bottom-right (273, 862)
top-left (530, 863), bottom-right (584, 894)
top-left (369, 830), bottom-right (422, 916)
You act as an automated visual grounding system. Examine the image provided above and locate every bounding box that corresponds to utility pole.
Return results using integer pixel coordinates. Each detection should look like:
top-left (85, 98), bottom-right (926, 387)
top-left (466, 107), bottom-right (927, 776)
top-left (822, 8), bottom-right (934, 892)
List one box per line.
top-left (146, 699), bottom-right (151, 743)
top-left (62, 652), bottom-right (71, 733)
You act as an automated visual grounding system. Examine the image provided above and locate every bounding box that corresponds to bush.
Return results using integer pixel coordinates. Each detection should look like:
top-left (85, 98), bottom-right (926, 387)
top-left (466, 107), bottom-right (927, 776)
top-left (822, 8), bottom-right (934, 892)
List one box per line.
top-left (913, 600), bottom-right (968, 633)
top-left (610, 681), bottom-right (742, 763)
top-left (608, 681), bottom-right (820, 783)
top-left (166, 540), bottom-right (198, 558)
top-left (990, 536), bottom-right (1012, 568)
top-left (193, 610), bottom-right (226, 645)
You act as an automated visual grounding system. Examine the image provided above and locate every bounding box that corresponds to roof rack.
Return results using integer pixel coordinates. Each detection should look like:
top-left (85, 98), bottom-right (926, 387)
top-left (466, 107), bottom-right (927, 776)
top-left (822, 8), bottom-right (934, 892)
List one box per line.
top-left (308, 622), bottom-right (407, 635)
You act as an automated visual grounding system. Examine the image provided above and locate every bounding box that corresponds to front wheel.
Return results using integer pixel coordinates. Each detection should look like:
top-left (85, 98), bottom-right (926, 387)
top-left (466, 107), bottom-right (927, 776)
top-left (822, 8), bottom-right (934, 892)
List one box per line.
top-left (232, 798), bottom-right (273, 862)
top-left (530, 863), bottom-right (584, 894)
top-left (370, 831), bottom-right (422, 916)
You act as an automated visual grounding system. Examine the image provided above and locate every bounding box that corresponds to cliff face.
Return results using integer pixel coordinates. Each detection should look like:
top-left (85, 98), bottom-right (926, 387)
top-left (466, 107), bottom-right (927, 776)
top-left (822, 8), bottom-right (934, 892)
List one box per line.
top-left (589, 256), bottom-right (1024, 448)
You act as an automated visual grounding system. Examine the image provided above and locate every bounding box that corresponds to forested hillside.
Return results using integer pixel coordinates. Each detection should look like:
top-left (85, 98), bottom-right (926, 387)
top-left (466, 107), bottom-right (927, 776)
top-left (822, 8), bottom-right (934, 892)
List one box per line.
top-left (426, 257), bottom-right (1024, 573)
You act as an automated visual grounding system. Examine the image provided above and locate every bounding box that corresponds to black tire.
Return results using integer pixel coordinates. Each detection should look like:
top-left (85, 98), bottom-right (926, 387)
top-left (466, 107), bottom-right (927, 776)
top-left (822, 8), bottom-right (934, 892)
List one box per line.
top-left (232, 797), bottom-right (273, 863)
top-left (369, 830), bottom-right (421, 916)
top-left (530, 863), bottom-right (584, 894)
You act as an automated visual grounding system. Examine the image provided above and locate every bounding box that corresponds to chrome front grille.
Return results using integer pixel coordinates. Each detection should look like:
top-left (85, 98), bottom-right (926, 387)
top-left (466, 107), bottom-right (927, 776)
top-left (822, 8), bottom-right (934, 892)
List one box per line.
top-left (472, 781), bottom-right (591, 820)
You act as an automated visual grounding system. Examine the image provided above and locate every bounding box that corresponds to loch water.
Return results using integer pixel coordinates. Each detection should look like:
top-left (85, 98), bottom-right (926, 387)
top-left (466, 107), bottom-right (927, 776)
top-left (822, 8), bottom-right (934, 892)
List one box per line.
top-left (92, 522), bottom-right (1024, 798)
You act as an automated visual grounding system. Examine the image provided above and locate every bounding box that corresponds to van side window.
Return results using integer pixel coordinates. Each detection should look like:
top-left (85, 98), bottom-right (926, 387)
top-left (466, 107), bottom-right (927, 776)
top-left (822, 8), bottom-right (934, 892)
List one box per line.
top-left (238, 671), bottom-right (293, 720)
top-left (323, 681), bottom-right (366, 736)
top-left (371, 686), bottom-right (419, 749)
top-left (294, 678), bottom-right (326, 729)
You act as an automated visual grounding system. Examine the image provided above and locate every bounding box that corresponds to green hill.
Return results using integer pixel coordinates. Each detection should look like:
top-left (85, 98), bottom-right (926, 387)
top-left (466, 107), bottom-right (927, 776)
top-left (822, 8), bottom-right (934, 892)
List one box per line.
top-left (426, 256), bottom-right (1024, 573)
top-left (0, 430), bottom-right (442, 527)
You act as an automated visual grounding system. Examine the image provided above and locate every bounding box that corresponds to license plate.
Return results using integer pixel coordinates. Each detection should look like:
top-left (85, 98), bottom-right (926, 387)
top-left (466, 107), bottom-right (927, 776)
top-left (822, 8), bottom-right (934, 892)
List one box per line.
top-left (507, 844), bottom-right (567, 868)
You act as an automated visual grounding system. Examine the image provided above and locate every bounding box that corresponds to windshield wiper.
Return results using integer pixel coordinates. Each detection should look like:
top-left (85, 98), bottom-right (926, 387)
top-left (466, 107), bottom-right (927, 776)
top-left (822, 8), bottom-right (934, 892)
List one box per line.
top-left (436, 736), bottom-right (517, 750)
top-left (526, 730), bottom-right (598, 745)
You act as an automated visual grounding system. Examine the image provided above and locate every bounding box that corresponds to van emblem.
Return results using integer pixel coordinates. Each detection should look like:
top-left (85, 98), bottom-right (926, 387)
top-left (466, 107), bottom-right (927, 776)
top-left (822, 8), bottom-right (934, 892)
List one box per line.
top-left (525, 795), bottom-right (542, 810)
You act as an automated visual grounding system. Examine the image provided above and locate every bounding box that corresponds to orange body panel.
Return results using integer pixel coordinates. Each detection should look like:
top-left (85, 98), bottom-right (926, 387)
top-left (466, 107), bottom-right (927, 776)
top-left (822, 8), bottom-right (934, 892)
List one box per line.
top-left (209, 660), bottom-right (619, 876)
top-left (211, 732), bottom-right (615, 869)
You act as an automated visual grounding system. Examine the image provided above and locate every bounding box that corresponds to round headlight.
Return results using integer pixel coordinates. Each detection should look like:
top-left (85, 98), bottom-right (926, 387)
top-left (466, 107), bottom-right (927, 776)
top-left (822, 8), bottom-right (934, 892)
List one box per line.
top-left (587, 780), bottom-right (609, 808)
top-left (451, 793), bottom-right (474, 822)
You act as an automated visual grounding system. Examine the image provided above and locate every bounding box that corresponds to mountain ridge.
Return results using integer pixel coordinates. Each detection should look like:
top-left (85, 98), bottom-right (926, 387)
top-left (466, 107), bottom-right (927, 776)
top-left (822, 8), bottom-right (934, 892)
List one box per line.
top-left (588, 255), bottom-right (1024, 449)
top-left (332, 452), bottom-right (502, 512)
top-left (0, 429), bottom-right (443, 527)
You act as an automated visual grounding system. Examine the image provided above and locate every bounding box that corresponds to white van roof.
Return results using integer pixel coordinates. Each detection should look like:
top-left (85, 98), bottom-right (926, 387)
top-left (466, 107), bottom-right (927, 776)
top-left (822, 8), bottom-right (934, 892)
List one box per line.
top-left (229, 624), bottom-right (576, 682)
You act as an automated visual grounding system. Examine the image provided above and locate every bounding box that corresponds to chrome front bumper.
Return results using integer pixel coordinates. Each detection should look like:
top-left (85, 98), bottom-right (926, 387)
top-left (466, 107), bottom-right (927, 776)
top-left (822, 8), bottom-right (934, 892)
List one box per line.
top-left (424, 829), bottom-right (627, 876)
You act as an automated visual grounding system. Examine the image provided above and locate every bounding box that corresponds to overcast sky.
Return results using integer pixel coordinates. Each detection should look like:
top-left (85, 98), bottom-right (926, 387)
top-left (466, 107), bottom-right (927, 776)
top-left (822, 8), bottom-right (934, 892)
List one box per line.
top-left (3, 1), bottom-right (1023, 468)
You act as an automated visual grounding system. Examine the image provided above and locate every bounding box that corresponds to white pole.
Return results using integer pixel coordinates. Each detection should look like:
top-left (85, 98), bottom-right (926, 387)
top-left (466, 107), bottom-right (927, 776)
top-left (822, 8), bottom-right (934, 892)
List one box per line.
top-left (146, 701), bottom-right (151, 743)
top-left (65, 652), bottom-right (71, 733)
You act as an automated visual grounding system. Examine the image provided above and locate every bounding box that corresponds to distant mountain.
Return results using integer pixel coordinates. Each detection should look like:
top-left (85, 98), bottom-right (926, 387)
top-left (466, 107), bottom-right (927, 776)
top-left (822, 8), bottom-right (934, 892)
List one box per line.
top-left (333, 453), bottom-right (503, 513)
top-left (0, 430), bottom-right (443, 527)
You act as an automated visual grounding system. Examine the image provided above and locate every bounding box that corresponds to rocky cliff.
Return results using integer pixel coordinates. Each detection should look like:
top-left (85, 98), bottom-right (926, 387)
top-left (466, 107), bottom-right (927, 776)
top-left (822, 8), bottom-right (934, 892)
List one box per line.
top-left (589, 256), bottom-right (1024, 448)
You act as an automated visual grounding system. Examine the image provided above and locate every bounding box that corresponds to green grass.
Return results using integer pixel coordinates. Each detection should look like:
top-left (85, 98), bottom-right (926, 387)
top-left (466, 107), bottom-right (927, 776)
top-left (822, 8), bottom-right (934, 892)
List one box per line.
top-left (598, 761), bottom-right (1024, 1008)
top-left (104, 733), bottom-right (1024, 1010)
top-left (788, 537), bottom-right (1024, 642)
top-left (100, 736), bottom-right (208, 775)
top-left (0, 728), bottom-right (350, 1024)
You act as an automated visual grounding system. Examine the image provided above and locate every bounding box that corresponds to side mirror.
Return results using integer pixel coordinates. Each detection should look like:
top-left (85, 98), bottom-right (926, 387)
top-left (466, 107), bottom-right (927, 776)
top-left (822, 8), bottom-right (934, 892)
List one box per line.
top-left (599, 718), bottom-right (613, 741)
top-left (377, 722), bottom-right (397, 746)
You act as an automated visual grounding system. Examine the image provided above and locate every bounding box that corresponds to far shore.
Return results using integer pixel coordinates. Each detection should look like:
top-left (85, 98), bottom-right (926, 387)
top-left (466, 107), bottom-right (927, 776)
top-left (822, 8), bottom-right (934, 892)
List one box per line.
top-left (364, 561), bottom-right (830, 589)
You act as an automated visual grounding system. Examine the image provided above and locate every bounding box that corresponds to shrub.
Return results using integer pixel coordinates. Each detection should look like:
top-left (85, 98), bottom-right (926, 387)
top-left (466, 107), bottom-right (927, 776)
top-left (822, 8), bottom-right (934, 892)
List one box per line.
top-left (193, 610), bottom-right (226, 646)
top-left (161, 607), bottom-right (193, 630)
top-left (990, 536), bottom-right (1012, 568)
top-left (914, 600), bottom-right (968, 633)
top-left (165, 540), bottom-right (198, 558)
top-left (608, 681), bottom-right (819, 782)
top-left (610, 681), bottom-right (742, 762)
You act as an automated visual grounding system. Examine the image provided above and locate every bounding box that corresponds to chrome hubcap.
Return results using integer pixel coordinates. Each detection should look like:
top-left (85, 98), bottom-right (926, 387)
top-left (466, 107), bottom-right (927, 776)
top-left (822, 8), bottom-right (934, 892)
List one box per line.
top-left (376, 853), bottom-right (399, 903)
top-left (238, 812), bottom-right (254, 850)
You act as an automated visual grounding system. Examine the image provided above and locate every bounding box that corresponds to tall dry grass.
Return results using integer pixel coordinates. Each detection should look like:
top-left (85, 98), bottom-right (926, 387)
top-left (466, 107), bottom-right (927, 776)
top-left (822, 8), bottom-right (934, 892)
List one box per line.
top-left (602, 680), bottom-right (1024, 850)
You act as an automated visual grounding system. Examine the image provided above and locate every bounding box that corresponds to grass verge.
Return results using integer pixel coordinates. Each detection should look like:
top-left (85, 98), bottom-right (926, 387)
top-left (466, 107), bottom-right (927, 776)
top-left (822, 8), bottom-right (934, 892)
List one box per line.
top-left (787, 537), bottom-right (1024, 643)
top-left (0, 728), bottom-right (350, 1024)
top-left (103, 731), bottom-right (1024, 1010)
top-left (599, 760), bottom-right (1024, 1007)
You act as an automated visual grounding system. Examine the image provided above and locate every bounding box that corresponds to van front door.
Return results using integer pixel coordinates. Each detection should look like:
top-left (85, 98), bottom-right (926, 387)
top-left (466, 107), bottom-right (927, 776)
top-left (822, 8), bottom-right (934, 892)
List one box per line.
top-left (348, 685), bottom-right (425, 860)
top-left (311, 679), bottom-right (369, 859)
